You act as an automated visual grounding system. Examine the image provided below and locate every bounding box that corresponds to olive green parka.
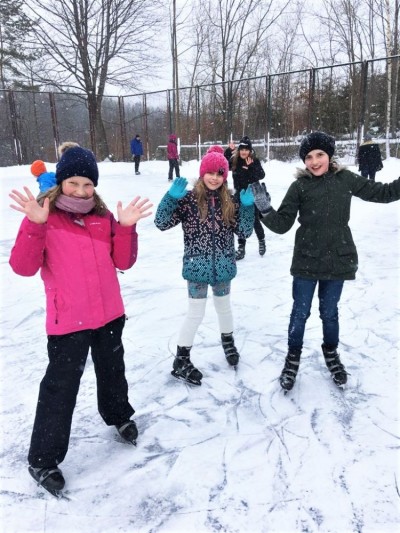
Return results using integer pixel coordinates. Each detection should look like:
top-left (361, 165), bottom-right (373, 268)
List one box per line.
top-left (261, 165), bottom-right (400, 280)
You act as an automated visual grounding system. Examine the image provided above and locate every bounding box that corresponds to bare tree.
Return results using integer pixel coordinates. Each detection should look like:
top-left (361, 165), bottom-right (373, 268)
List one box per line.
top-left (374, 0), bottom-right (400, 156)
top-left (187, 0), bottom-right (291, 138)
top-left (24, 0), bottom-right (163, 158)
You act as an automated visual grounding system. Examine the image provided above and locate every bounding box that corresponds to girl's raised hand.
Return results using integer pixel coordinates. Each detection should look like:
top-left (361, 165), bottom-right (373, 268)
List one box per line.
top-left (9, 186), bottom-right (49, 224)
top-left (117, 196), bottom-right (153, 226)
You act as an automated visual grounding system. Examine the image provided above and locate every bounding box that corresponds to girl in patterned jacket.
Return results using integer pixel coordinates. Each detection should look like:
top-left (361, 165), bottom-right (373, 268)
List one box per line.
top-left (154, 146), bottom-right (255, 385)
top-left (9, 146), bottom-right (152, 496)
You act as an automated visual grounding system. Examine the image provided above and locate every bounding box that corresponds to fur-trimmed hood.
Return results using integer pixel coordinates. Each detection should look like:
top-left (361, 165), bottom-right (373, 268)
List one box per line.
top-left (294, 162), bottom-right (346, 180)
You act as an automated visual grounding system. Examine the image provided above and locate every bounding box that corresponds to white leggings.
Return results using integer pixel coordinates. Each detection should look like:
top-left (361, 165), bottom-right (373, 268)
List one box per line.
top-left (177, 294), bottom-right (234, 347)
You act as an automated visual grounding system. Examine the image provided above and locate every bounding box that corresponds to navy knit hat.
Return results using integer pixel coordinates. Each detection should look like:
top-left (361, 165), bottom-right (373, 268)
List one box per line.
top-left (56, 146), bottom-right (99, 186)
top-left (238, 136), bottom-right (252, 150)
top-left (299, 132), bottom-right (335, 162)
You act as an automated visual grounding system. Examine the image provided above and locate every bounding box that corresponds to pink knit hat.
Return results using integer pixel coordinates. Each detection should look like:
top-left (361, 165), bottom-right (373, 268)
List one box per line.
top-left (199, 146), bottom-right (229, 181)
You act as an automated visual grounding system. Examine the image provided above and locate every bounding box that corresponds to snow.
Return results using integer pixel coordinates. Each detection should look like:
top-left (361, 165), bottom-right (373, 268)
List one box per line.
top-left (0, 157), bottom-right (399, 533)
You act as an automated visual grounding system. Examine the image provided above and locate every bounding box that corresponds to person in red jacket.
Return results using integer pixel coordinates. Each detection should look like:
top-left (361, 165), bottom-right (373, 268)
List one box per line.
top-left (167, 133), bottom-right (180, 181)
top-left (9, 146), bottom-right (152, 496)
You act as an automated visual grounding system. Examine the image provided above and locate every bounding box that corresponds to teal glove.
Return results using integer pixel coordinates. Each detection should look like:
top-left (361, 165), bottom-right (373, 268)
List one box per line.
top-left (250, 182), bottom-right (272, 215)
top-left (239, 186), bottom-right (254, 207)
top-left (168, 177), bottom-right (188, 199)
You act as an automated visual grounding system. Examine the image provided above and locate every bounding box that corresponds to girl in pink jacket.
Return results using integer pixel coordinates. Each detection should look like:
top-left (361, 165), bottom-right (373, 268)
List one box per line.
top-left (167, 133), bottom-right (180, 182)
top-left (9, 146), bottom-right (152, 497)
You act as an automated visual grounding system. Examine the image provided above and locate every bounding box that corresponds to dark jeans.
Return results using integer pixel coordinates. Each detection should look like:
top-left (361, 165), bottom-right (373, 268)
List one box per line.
top-left (28, 315), bottom-right (134, 468)
top-left (360, 168), bottom-right (376, 181)
top-left (168, 159), bottom-right (180, 180)
top-left (238, 207), bottom-right (265, 246)
top-left (288, 277), bottom-right (344, 352)
top-left (133, 155), bottom-right (141, 172)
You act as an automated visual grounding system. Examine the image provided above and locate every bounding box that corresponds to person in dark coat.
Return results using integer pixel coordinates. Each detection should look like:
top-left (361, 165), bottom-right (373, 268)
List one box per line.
top-left (251, 131), bottom-right (400, 392)
top-left (167, 134), bottom-right (180, 181)
top-left (154, 146), bottom-right (255, 385)
top-left (357, 133), bottom-right (383, 181)
top-left (227, 136), bottom-right (266, 260)
top-left (130, 134), bottom-right (144, 175)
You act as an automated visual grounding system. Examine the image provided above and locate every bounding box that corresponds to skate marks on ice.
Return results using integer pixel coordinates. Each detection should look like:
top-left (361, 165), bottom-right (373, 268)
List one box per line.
top-left (1, 161), bottom-right (400, 532)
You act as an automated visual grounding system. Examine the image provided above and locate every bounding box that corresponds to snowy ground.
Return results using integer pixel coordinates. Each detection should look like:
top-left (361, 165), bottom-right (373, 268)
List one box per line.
top-left (0, 156), bottom-right (399, 533)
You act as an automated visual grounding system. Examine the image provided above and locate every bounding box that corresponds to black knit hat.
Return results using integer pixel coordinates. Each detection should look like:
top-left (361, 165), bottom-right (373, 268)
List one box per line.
top-left (299, 132), bottom-right (335, 162)
top-left (56, 146), bottom-right (99, 186)
top-left (238, 136), bottom-right (252, 150)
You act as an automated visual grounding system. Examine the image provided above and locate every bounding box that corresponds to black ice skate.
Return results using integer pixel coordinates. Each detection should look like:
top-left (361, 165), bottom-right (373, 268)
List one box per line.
top-left (279, 350), bottom-right (301, 392)
top-left (29, 466), bottom-right (66, 499)
top-left (221, 333), bottom-right (240, 367)
top-left (258, 239), bottom-right (266, 256)
top-left (116, 420), bottom-right (138, 445)
top-left (322, 344), bottom-right (348, 388)
top-left (171, 346), bottom-right (203, 385)
top-left (235, 243), bottom-right (246, 261)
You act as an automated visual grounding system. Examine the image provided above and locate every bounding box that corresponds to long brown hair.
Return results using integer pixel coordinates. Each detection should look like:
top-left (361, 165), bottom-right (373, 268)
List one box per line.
top-left (37, 184), bottom-right (108, 215)
top-left (231, 148), bottom-right (255, 171)
top-left (193, 179), bottom-right (236, 226)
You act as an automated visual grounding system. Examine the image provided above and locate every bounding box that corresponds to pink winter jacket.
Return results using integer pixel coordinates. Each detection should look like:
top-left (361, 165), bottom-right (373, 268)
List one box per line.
top-left (167, 135), bottom-right (179, 160)
top-left (10, 210), bottom-right (138, 335)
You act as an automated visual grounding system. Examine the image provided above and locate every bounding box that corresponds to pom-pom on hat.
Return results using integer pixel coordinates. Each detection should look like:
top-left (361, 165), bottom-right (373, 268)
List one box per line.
top-left (199, 147), bottom-right (229, 181)
top-left (31, 160), bottom-right (47, 177)
top-left (56, 146), bottom-right (99, 186)
top-left (238, 136), bottom-right (252, 150)
top-left (206, 145), bottom-right (224, 154)
top-left (299, 131), bottom-right (335, 162)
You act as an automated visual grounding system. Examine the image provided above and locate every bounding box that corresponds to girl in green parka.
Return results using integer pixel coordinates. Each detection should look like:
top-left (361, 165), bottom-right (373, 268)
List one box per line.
top-left (251, 131), bottom-right (400, 392)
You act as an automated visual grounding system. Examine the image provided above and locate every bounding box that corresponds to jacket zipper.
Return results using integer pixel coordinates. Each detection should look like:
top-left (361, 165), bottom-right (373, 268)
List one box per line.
top-left (210, 193), bottom-right (216, 284)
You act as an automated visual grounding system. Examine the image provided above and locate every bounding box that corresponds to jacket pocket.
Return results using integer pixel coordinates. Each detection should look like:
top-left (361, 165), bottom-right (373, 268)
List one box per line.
top-left (182, 254), bottom-right (211, 282)
top-left (336, 245), bottom-right (358, 270)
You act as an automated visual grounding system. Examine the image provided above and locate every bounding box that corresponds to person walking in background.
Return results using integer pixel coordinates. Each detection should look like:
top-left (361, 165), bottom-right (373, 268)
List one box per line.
top-left (251, 131), bottom-right (400, 392)
top-left (357, 133), bottom-right (383, 181)
top-left (227, 136), bottom-right (266, 260)
top-left (154, 146), bottom-right (255, 385)
top-left (130, 134), bottom-right (144, 175)
top-left (30, 160), bottom-right (56, 193)
top-left (9, 146), bottom-right (153, 496)
top-left (167, 134), bottom-right (180, 181)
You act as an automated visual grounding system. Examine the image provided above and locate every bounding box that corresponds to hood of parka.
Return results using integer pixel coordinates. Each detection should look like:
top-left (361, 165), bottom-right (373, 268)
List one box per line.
top-left (294, 162), bottom-right (346, 180)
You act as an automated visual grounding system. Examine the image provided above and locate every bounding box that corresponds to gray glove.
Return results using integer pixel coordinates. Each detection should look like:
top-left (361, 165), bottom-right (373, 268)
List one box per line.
top-left (250, 182), bottom-right (272, 215)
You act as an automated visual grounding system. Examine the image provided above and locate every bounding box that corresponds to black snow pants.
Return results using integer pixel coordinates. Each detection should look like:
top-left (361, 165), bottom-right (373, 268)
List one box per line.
top-left (28, 315), bottom-right (134, 468)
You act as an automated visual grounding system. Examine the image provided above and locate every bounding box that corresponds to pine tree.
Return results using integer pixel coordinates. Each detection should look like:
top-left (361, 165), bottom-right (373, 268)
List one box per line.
top-left (0, 0), bottom-right (35, 89)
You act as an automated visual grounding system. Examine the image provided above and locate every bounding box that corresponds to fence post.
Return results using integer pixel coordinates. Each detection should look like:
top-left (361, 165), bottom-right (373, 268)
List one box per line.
top-left (308, 68), bottom-right (316, 131)
top-left (49, 92), bottom-right (60, 161)
top-left (118, 96), bottom-right (127, 161)
top-left (7, 90), bottom-right (23, 165)
top-left (358, 60), bottom-right (369, 144)
top-left (266, 75), bottom-right (272, 161)
top-left (142, 93), bottom-right (149, 160)
top-left (167, 90), bottom-right (173, 133)
top-left (195, 85), bottom-right (200, 160)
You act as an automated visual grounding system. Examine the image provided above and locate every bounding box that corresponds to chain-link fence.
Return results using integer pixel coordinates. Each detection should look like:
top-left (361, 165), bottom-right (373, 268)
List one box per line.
top-left (1, 56), bottom-right (399, 166)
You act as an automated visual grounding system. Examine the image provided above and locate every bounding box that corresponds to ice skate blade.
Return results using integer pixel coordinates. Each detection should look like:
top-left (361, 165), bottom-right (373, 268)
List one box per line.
top-left (171, 370), bottom-right (202, 386)
top-left (334, 382), bottom-right (346, 391)
top-left (123, 439), bottom-right (137, 446)
top-left (46, 488), bottom-right (71, 500)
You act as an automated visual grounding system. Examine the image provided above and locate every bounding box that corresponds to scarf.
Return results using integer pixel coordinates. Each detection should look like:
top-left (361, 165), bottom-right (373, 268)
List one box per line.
top-left (55, 194), bottom-right (96, 214)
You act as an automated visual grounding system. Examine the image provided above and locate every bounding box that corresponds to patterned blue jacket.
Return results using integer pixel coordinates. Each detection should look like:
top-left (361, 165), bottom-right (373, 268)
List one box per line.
top-left (155, 189), bottom-right (254, 285)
